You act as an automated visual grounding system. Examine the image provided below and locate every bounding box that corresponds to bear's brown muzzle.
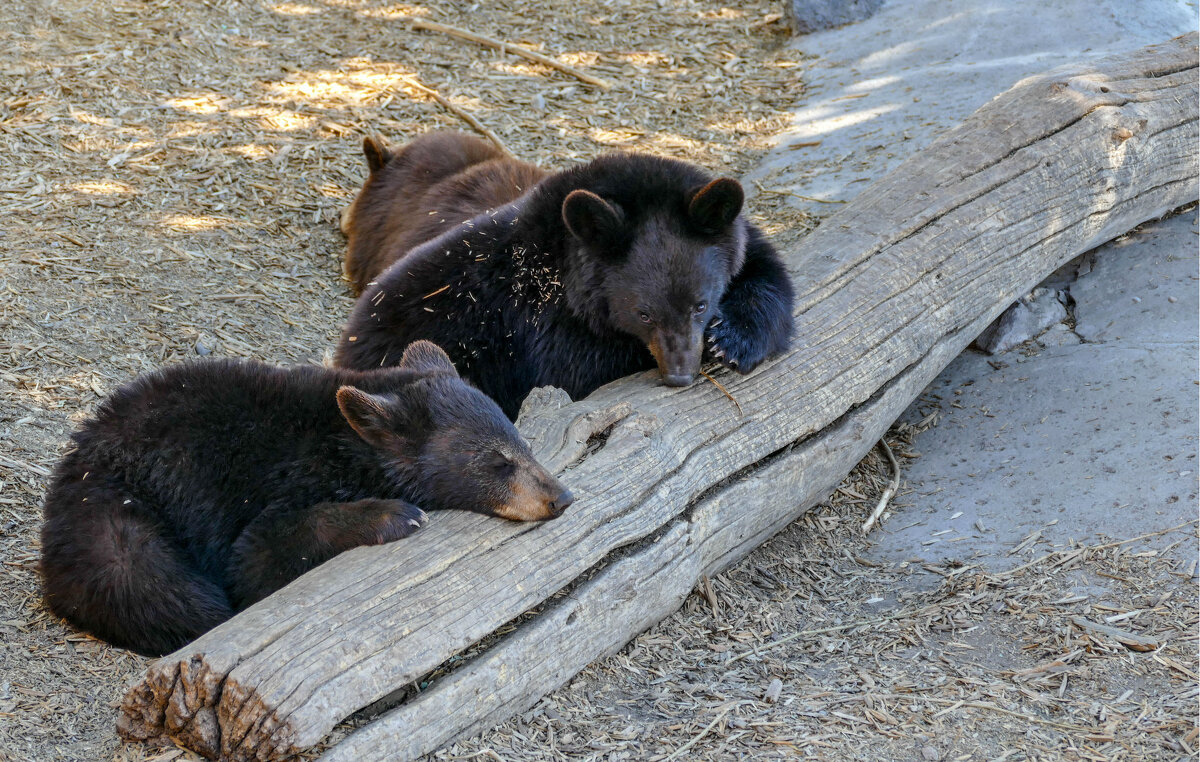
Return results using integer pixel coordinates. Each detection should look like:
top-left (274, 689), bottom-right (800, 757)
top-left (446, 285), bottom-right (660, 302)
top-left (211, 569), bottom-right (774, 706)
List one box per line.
top-left (498, 464), bottom-right (573, 522)
top-left (649, 329), bottom-right (702, 388)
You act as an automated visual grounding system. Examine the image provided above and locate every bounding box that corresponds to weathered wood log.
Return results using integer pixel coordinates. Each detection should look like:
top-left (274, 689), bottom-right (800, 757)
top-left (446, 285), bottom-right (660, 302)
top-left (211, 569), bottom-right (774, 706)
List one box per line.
top-left (117, 34), bottom-right (1198, 761)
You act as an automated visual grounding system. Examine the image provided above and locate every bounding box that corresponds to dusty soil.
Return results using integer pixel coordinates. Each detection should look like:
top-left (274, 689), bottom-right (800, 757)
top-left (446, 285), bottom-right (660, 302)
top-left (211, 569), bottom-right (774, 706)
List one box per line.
top-left (1, 0), bottom-right (1195, 761)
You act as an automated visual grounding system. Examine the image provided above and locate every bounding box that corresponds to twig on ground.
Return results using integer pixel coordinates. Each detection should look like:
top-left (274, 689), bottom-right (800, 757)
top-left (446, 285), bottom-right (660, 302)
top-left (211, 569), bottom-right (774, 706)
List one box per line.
top-left (725, 605), bottom-right (942, 667)
top-left (861, 439), bottom-right (899, 534)
top-left (403, 17), bottom-right (614, 90)
top-left (1070, 616), bottom-right (1159, 652)
top-left (660, 705), bottom-right (734, 761)
top-left (921, 697), bottom-right (1095, 733)
top-left (396, 74), bottom-right (510, 155)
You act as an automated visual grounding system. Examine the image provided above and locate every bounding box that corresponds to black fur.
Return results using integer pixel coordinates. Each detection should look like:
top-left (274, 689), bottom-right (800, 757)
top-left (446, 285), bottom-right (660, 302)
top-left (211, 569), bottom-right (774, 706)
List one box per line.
top-left (336, 151), bottom-right (795, 419)
top-left (39, 341), bottom-right (569, 656)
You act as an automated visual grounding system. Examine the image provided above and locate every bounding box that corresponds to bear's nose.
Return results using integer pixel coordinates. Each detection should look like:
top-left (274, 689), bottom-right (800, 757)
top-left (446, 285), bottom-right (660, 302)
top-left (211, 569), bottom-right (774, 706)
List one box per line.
top-left (548, 489), bottom-right (574, 518)
top-left (663, 372), bottom-right (695, 387)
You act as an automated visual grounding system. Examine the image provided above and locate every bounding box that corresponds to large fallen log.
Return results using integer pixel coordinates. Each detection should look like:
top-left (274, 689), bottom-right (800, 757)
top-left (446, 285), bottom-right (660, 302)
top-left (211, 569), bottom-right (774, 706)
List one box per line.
top-left (117, 34), bottom-right (1198, 761)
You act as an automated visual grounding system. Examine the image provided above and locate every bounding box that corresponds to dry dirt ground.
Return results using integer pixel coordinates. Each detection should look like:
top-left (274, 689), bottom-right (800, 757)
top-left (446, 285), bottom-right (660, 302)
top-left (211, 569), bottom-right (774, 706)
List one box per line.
top-left (0, 0), bottom-right (1195, 761)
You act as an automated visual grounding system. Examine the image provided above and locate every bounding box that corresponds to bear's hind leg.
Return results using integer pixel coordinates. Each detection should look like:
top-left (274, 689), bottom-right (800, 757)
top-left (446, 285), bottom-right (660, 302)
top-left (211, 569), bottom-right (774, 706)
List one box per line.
top-left (40, 478), bottom-right (233, 657)
top-left (228, 498), bottom-right (427, 608)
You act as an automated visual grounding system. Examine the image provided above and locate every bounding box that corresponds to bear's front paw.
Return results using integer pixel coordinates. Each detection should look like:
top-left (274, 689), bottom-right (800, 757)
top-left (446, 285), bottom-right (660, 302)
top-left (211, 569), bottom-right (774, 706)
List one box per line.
top-left (368, 500), bottom-right (428, 544)
top-left (705, 317), bottom-right (769, 374)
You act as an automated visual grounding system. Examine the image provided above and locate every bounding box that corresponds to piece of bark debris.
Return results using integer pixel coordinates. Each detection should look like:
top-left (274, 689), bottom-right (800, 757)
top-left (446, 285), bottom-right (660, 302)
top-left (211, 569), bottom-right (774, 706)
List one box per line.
top-left (764, 678), bottom-right (783, 703)
top-left (1071, 616), bottom-right (1159, 652)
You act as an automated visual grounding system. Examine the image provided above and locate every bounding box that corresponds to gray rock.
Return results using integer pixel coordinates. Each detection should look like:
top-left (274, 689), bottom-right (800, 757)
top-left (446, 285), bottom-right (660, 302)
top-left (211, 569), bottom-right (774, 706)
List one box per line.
top-left (784, 0), bottom-right (883, 34)
top-left (1071, 214), bottom-right (1199, 344)
top-left (867, 211), bottom-right (1199, 573)
top-left (1037, 323), bottom-right (1082, 349)
top-left (746, 0), bottom-right (1192, 214)
top-left (973, 287), bottom-right (1069, 355)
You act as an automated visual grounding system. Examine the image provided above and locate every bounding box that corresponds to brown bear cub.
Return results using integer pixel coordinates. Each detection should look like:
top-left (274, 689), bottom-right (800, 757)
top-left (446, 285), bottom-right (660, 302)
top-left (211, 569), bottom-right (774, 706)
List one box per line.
top-left (341, 132), bottom-right (545, 294)
top-left (337, 131), bottom-right (795, 420)
top-left (40, 341), bottom-right (571, 656)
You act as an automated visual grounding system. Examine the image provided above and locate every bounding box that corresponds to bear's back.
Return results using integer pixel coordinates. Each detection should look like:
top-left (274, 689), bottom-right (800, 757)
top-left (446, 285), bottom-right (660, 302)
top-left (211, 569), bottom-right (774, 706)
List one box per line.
top-left (67, 363), bottom-right (376, 519)
top-left (344, 132), bottom-right (547, 292)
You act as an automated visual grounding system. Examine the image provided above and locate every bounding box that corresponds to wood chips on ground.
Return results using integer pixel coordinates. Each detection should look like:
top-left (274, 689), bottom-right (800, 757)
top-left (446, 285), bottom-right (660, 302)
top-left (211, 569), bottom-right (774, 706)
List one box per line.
top-left (0, 0), bottom-right (1195, 760)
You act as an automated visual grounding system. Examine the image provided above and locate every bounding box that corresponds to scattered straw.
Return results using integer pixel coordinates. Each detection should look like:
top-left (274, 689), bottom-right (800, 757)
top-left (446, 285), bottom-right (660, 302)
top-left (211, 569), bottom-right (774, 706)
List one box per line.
top-left (0, 0), bottom-right (810, 756)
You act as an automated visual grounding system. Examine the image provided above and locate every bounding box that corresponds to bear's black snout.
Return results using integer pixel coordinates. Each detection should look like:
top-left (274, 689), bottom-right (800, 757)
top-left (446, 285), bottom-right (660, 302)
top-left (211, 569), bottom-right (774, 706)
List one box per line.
top-left (548, 488), bottom-right (574, 518)
top-left (658, 344), bottom-right (701, 386)
top-left (650, 327), bottom-right (703, 388)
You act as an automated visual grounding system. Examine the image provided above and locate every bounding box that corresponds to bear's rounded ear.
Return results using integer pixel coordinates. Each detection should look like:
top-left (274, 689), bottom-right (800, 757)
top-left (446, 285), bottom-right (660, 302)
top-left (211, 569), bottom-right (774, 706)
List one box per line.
top-left (337, 386), bottom-right (398, 449)
top-left (562, 190), bottom-right (624, 244)
top-left (399, 340), bottom-right (458, 376)
top-left (688, 178), bottom-right (744, 233)
top-left (363, 135), bottom-right (393, 174)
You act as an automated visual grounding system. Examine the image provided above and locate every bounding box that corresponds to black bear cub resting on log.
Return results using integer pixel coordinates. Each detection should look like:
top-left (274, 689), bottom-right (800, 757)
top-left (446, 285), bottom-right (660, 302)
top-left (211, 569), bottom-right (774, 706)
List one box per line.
top-left (338, 131), bottom-right (795, 420)
top-left (40, 341), bottom-right (571, 656)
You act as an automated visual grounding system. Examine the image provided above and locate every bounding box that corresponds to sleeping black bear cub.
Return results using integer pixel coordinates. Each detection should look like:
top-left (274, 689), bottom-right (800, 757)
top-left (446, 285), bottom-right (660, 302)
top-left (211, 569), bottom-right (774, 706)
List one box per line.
top-left (40, 341), bottom-right (571, 656)
top-left (337, 131), bottom-right (795, 420)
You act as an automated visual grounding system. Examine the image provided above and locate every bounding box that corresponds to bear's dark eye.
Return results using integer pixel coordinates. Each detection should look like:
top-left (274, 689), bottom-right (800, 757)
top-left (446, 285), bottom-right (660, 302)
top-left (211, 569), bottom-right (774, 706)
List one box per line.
top-left (637, 311), bottom-right (653, 324)
top-left (490, 452), bottom-right (516, 475)
top-left (694, 301), bottom-right (707, 314)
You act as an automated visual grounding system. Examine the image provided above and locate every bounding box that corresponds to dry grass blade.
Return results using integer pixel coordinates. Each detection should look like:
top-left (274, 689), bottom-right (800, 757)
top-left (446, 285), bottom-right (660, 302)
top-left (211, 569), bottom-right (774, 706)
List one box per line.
top-left (755, 180), bottom-right (846, 204)
top-left (659, 705), bottom-right (734, 761)
top-left (698, 368), bottom-right (742, 414)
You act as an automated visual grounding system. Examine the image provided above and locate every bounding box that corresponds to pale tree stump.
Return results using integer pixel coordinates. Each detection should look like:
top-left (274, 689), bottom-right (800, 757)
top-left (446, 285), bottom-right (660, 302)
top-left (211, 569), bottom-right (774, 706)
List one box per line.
top-left (116, 34), bottom-right (1198, 761)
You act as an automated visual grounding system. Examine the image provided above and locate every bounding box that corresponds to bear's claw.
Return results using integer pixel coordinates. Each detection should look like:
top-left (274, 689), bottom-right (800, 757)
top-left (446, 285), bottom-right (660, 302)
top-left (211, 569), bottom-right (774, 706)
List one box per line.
top-left (374, 502), bottom-right (428, 543)
top-left (705, 316), bottom-right (767, 374)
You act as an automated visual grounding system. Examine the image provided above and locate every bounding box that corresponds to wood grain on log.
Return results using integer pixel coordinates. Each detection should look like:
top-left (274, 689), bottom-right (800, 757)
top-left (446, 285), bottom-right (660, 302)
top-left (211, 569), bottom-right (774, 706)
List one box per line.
top-left (117, 34), bottom-right (1198, 761)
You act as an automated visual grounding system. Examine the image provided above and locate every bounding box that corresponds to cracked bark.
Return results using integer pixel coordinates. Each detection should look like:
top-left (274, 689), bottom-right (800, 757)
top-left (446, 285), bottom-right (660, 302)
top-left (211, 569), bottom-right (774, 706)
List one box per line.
top-left (116, 34), bottom-right (1198, 761)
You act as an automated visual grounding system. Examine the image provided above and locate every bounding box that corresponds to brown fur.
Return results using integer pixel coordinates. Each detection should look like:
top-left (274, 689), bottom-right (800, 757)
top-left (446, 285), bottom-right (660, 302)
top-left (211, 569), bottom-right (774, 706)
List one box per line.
top-left (496, 465), bottom-right (569, 522)
top-left (342, 132), bottom-right (547, 293)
